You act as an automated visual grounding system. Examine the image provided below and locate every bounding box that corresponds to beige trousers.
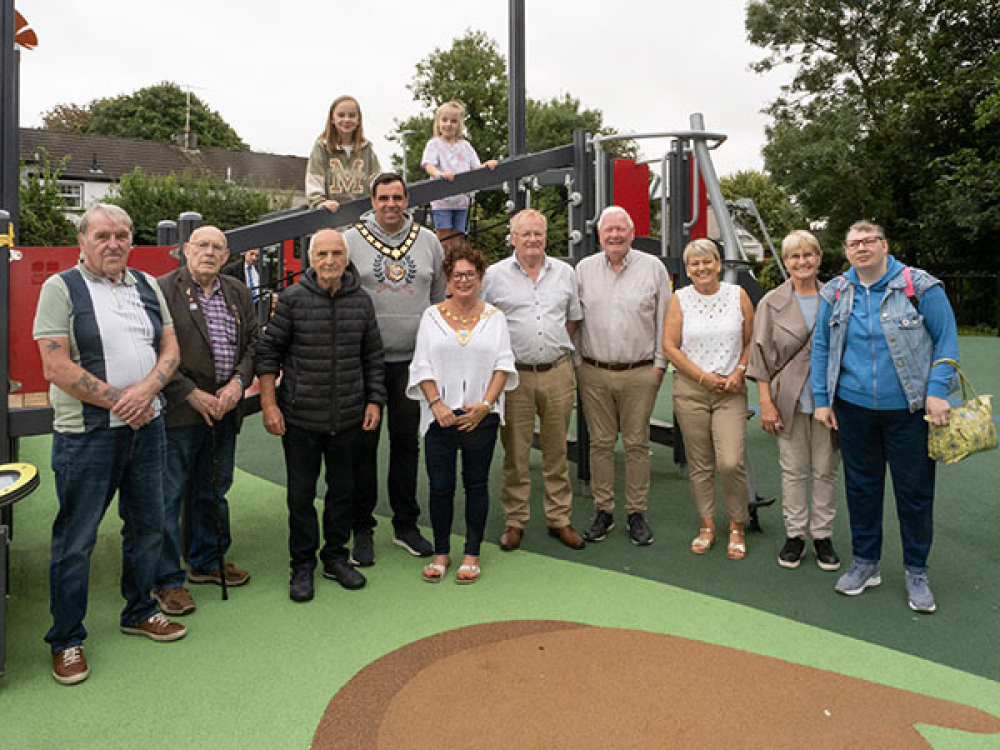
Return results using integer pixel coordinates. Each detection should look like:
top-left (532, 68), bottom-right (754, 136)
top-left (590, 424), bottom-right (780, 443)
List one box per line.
top-left (499, 359), bottom-right (576, 528)
top-left (577, 363), bottom-right (660, 515)
top-left (672, 373), bottom-right (749, 524)
top-left (777, 411), bottom-right (840, 539)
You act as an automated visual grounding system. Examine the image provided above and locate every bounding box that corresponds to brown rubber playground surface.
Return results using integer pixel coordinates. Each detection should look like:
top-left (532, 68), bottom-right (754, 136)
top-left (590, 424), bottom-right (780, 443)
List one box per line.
top-left (317, 621), bottom-right (1000, 749)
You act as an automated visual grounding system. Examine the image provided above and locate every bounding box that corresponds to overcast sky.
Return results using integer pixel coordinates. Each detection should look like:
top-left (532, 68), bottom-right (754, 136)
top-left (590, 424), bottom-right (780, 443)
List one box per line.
top-left (16, 0), bottom-right (789, 178)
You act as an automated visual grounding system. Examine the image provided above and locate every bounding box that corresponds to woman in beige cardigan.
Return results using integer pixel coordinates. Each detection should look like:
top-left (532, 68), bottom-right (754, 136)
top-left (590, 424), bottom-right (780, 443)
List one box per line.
top-left (747, 230), bottom-right (841, 571)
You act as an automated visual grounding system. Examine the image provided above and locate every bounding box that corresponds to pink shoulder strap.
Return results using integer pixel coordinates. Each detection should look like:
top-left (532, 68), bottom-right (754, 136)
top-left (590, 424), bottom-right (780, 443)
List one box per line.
top-left (902, 266), bottom-right (915, 298)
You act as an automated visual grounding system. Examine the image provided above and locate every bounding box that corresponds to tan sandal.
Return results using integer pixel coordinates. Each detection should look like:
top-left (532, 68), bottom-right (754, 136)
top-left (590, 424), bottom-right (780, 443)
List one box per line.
top-left (727, 525), bottom-right (747, 560)
top-left (690, 527), bottom-right (715, 554)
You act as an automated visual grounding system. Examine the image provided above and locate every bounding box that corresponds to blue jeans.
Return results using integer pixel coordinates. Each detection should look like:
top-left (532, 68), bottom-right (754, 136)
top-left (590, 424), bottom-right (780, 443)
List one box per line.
top-left (834, 397), bottom-right (935, 570)
top-left (424, 413), bottom-right (499, 557)
top-left (282, 423), bottom-right (361, 570)
top-left (46, 418), bottom-right (166, 653)
top-left (156, 411), bottom-right (237, 589)
top-left (355, 361), bottom-right (421, 535)
top-left (431, 208), bottom-right (469, 232)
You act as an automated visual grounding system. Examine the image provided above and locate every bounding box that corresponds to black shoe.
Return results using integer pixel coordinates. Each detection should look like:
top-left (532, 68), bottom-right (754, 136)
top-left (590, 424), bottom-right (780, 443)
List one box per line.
top-left (351, 529), bottom-right (375, 567)
top-left (626, 513), bottom-right (654, 546)
top-left (813, 537), bottom-right (841, 571)
top-left (322, 560), bottom-right (366, 590)
top-left (289, 567), bottom-right (314, 602)
top-left (393, 528), bottom-right (433, 557)
top-left (582, 510), bottom-right (614, 542)
top-left (778, 537), bottom-right (806, 569)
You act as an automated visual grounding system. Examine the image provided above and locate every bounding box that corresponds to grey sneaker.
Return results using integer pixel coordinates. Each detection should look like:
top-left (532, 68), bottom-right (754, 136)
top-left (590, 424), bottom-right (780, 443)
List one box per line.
top-left (835, 561), bottom-right (881, 596)
top-left (905, 570), bottom-right (937, 613)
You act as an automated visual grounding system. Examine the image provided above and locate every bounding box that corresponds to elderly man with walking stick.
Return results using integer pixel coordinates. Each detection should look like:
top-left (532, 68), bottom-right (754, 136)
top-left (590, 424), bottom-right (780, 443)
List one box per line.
top-left (152, 225), bottom-right (258, 616)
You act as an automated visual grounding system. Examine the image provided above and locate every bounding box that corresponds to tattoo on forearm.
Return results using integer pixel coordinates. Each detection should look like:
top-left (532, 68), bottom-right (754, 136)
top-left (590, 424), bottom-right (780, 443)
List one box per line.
top-left (155, 370), bottom-right (168, 386)
top-left (76, 373), bottom-right (98, 394)
top-left (103, 385), bottom-right (122, 404)
top-left (45, 340), bottom-right (62, 352)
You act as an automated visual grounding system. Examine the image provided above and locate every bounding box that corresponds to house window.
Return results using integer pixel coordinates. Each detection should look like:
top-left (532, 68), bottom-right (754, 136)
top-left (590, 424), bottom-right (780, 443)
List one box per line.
top-left (57, 182), bottom-right (84, 210)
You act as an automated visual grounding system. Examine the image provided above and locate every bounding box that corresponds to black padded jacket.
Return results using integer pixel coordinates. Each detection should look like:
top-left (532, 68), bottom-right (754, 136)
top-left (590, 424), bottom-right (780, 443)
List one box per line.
top-left (255, 263), bottom-right (385, 433)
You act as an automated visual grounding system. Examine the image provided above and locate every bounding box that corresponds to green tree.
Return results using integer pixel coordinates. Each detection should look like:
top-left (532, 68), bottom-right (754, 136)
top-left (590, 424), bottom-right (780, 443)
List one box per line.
top-left (107, 168), bottom-right (291, 245)
top-left (748, 0), bottom-right (1000, 272)
top-left (41, 82), bottom-right (249, 150)
top-left (391, 30), bottom-right (637, 261)
top-left (721, 169), bottom-right (813, 289)
top-left (720, 170), bottom-right (806, 248)
top-left (40, 102), bottom-right (91, 133)
top-left (18, 151), bottom-right (78, 246)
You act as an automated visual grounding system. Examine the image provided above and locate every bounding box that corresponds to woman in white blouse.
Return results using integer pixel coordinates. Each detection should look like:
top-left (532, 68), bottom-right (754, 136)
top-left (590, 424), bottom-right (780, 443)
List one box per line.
top-left (408, 245), bottom-right (518, 584)
top-left (662, 239), bottom-right (755, 560)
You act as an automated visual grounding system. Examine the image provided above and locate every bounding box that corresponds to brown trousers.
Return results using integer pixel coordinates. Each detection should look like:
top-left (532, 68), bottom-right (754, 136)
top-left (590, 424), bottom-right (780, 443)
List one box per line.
top-left (500, 360), bottom-right (576, 528)
top-left (577, 363), bottom-right (661, 514)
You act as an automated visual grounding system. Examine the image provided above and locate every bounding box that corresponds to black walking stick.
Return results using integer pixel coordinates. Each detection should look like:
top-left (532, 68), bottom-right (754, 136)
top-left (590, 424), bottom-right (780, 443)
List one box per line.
top-left (209, 421), bottom-right (229, 601)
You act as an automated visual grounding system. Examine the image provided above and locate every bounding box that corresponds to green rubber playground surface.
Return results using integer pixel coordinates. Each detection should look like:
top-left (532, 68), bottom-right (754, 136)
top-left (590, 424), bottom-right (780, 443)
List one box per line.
top-left (2, 336), bottom-right (998, 748)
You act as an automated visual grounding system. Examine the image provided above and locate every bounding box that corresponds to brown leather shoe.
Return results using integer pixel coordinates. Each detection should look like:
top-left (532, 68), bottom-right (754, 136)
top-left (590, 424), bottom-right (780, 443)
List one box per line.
top-left (499, 526), bottom-right (523, 551)
top-left (548, 524), bottom-right (585, 550)
top-left (188, 562), bottom-right (251, 587)
top-left (52, 646), bottom-right (89, 685)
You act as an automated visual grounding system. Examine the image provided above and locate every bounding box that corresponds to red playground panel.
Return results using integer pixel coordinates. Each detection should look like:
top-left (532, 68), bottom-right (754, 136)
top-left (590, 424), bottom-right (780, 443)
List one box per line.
top-left (689, 160), bottom-right (709, 241)
top-left (11, 246), bottom-right (179, 394)
top-left (612, 160), bottom-right (651, 236)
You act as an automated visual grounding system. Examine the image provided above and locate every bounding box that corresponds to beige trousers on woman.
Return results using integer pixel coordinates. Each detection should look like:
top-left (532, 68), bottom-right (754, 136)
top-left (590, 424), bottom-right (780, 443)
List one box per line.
top-left (672, 373), bottom-right (749, 524)
top-left (777, 411), bottom-right (840, 539)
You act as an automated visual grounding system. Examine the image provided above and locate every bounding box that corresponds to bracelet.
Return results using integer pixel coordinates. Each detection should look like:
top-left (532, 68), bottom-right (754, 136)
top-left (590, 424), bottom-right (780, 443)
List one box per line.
top-left (737, 364), bottom-right (747, 372)
top-left (697, 372), bottom-right (705, 385)
top-left (482, 400), bottom-right (493, 410)
top-left (428, 396), bottom-right (441, 407)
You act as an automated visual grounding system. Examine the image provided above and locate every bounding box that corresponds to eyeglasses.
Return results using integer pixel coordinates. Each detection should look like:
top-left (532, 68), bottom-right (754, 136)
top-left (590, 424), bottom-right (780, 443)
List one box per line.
top-left (845, 236), bottom-right (883, 250)
top-left (450, 271), bottom-right (478, 281)
top-left (191, 240), bottom-right (227, 253)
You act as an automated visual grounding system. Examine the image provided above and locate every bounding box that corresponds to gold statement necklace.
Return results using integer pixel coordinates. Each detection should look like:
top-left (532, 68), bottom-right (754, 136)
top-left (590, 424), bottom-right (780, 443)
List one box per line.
top-left (439, 302), bottom-right (492, 346)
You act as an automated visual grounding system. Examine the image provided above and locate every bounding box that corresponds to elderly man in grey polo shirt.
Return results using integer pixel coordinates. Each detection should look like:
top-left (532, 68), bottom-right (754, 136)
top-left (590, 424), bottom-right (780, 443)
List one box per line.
top-left (575, 205), bottom-right (672, 546)
top-left (483, 209), bottom-right (585, 551)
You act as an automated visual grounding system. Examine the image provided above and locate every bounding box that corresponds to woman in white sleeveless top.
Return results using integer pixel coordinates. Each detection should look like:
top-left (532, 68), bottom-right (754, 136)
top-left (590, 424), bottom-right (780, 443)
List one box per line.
top-left (663, 239), bottom-right (755, 559)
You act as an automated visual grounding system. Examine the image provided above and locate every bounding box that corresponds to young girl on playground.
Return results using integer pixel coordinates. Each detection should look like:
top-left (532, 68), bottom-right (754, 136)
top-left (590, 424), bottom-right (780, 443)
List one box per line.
top-left (305, 95), bottom-right (381, 213)
top-left (421, 101), bottom-right (498, 251)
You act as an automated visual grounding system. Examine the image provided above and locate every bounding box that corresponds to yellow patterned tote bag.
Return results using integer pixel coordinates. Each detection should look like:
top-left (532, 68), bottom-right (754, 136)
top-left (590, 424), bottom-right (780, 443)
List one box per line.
top-left (926, 358), bottom-right (997, 465)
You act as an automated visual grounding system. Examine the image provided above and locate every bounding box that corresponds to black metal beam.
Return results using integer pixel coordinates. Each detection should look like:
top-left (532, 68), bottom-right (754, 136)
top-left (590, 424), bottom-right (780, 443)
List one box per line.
top-left (0, 0), bottom-right (17, 239)
top-left (508, 0), bottom-right (527, 214)
top-left (224, 145), bottom-right (575, 253)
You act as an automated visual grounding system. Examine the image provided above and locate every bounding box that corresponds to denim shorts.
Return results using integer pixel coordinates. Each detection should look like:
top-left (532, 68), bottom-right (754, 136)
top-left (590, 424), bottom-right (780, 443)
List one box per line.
top-left (431, 208), bottom-right (469, 232)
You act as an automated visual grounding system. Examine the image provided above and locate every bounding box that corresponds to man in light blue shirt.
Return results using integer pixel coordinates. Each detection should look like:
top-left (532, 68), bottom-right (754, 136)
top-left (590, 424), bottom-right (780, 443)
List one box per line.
top-left (483, 210), bottom-right (585, 551)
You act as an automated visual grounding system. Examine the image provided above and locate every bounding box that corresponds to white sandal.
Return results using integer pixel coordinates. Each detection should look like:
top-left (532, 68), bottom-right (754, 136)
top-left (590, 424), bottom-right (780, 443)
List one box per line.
top-left (422, 561), bottom-right (450, 583)
top-left (690, 527), bottom-right (715, 555)
top-left (455, 564), bottom-right (481, 585)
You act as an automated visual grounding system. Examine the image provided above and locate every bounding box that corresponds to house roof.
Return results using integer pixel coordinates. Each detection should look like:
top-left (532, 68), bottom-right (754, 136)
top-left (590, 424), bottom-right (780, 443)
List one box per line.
top-left (19, 128), bottom-right (307, 192)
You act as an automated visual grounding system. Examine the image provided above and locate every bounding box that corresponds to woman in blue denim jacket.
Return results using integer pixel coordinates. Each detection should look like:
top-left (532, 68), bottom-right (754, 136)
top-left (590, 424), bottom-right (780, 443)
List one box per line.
top-left (810, 220), bottom-right (958, 614)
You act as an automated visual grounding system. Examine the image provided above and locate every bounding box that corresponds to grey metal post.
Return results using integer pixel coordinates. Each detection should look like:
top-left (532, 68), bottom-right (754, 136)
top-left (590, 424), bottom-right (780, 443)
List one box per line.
top-left (1, 0), bottom-right (19, 239)
top-left (507, 0), bottom-right (527, 214)
top-left (157, 220), bottom-right (178, 247)
top-left (689, 113), bottom-right (742, 284)
top-left (177, 212), bottom-right (202, 266)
